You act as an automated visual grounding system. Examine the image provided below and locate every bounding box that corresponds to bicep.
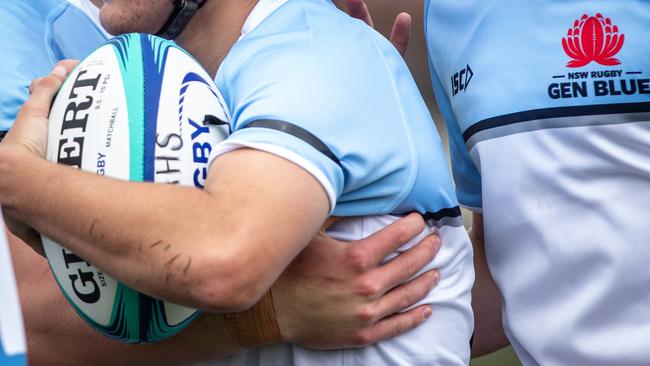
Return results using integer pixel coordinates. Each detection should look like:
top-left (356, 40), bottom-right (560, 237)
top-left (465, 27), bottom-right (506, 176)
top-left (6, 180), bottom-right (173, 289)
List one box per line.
top-left (205, 148), bottom-right (330, 295)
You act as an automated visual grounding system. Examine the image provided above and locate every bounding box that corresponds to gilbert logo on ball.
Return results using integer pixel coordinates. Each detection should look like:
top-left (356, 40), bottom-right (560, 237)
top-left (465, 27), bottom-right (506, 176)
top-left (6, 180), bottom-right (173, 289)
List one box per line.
top-left (562, 13), bottom-right (625, 68)
top-left (43, 33), bottom-right (229, 343)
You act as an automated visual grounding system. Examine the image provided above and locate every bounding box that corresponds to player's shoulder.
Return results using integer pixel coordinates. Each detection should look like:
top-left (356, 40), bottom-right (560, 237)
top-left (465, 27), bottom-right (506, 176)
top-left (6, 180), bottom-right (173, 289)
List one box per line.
top-left (218, 0), bottom-right (403, 94)
top-left (0, 0), bottom-right (51, 30)
top-left (0, 0), bottom-right (104, 49)
top-left (0, 0), bottom-right (69, 23)
top-left (0, 0), bottom-right (62, 131)
top-left (230, 0), bottom-right (379, 53)
top-left (0, 0), bottom-right (105, 131)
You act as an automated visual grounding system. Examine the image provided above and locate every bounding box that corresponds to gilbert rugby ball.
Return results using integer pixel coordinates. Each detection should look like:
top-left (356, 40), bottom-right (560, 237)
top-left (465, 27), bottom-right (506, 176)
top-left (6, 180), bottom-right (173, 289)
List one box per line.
top-left (42, 33), bottom-right (229, 343)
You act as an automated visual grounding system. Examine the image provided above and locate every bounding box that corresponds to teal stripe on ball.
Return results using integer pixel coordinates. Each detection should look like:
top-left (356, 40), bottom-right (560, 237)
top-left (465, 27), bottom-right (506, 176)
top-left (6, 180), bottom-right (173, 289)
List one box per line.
top-left (108, 34), bottom-right (146, 183)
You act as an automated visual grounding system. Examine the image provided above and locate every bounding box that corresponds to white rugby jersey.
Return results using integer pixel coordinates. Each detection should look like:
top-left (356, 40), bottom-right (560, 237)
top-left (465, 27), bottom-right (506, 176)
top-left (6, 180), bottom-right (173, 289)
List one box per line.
top-left (204, 0), bottom-right (475, 365)
top-left (0, 214), bottom-right (27, 366)
top-left (426, 1), bottom-right (650, 365)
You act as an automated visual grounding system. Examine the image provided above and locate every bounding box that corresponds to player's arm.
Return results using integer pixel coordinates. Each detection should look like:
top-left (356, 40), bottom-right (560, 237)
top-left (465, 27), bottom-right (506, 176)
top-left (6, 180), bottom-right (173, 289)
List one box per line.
top-left (469, 213), bottom-right (510, 357)
top-left (9, 232), bottom-right (242, 366)
top-left (0, 64), bottom-right (437, 321)
top-left (0, 70), bottom-right (327, 312)
top-left (14, 216), bottom-right (439, 365)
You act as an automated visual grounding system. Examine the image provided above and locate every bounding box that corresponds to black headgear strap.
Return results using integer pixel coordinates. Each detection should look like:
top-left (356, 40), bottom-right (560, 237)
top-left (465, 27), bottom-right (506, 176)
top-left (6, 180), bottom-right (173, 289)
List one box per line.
top-left (156, 0), bottom-right (206, 40)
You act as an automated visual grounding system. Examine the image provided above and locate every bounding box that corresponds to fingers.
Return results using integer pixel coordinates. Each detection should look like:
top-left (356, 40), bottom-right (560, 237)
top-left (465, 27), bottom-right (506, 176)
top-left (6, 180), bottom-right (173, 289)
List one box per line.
top-left (390, 12), bottom-right (412, 57)
top-left (344, 0), bottom-right (374, 27)
top-left (348, 213), bottom-right (425, 270)
top-left (371, 234), bottom-right (440, 292)
top-left (25, 60), bottom-right (79, 113)
top-left (57, 59), bottom-right (80, 72)
top-left (353, 305), bottom-right (432, 347)
top-left (374, 269), bottom-right (439, 320)
top-left (22, 65), bottom-right (70, 119)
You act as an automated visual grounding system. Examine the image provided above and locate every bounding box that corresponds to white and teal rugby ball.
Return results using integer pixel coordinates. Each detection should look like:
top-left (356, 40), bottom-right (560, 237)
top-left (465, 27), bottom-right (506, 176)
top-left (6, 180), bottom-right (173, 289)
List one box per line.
top-left (42, 33), bottom-right (229, 343)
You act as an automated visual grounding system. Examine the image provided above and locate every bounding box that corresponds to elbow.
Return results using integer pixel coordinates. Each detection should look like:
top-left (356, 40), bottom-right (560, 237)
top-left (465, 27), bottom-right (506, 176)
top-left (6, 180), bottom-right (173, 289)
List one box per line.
top-left (184, 246), bottom-right (267, 313)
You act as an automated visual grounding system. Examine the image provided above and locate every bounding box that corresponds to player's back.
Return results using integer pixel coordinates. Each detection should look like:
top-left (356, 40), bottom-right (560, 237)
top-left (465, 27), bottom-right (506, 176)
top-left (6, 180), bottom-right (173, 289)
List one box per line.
top-left (207, 0), bottom-right (474, 365)
top-left (0, 0), bottom-right (106, 134)
top-left (426, 0), bottom-right (650, 365)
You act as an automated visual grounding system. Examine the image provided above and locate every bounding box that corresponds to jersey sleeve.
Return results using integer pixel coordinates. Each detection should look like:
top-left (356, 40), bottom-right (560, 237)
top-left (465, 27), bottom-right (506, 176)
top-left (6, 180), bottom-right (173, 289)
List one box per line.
top-left (212, 32), bottom-right (419, 215)
top-left (430, 64), bottom-right (483, 211)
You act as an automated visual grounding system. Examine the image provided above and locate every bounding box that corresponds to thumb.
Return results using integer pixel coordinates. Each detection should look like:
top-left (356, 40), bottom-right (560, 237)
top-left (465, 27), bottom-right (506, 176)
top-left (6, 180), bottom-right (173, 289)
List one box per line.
top-left (22, 65), bottom-right (70, 119)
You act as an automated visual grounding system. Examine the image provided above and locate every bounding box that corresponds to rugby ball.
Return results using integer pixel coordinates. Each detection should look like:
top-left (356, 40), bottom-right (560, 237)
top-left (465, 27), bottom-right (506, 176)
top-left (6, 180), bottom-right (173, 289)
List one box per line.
top-left (41, 33), bottom-right (229, 343)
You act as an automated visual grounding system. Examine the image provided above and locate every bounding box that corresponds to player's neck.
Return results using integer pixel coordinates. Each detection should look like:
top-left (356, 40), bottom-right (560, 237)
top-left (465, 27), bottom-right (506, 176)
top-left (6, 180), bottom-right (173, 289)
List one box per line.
top-left (176, 0), bottom-right (258, 77)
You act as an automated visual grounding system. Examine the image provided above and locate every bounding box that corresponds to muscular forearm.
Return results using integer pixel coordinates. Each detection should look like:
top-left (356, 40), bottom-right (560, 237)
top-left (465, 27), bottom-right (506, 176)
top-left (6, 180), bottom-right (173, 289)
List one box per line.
top-left (10, 232), bottom-right (245, 366)
top-left (1, 149), bottom-right (239, 310)
top-left (469, 213), bottom-right (510, 357)
top-left (0, 144), bottom-right (328, 312)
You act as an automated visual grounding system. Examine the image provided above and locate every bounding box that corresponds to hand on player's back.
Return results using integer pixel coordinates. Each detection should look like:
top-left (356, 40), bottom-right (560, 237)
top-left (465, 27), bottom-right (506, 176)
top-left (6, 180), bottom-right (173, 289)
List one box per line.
top-left (273, 213), bottom-right (440, 349)
top-left (272, 0), bottom-right (422, 349)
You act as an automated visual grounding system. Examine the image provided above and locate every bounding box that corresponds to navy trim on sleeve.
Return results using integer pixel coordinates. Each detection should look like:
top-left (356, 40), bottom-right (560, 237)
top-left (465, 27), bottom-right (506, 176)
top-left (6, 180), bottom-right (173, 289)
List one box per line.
top-left (243, 119), bottom-right (341, 167)
top-left (422, 206), bottom-right (462, 221)
top-left (0, 131), bottom-right (6, 143)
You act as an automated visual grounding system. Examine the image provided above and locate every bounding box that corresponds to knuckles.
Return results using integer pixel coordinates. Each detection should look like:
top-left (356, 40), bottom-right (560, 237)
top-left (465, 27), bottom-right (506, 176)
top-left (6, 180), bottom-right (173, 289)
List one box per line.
top-left (402, 253), bottom-right (419, 278)
top-left (346, 246), bottom-right (371, 272)
top-left (400, 287), bottom-right (415, 309)
top-left (356, 305), bottom-right (378, 324)
top-left (37, 75), bottom-right (63, 90)
top-left (392, 224), bottom-right (414, 246)
top-left (390, 319), bottom-right (406, 339)
top-left (354, 277), bottom-right (381, 298)
top-left (350, 329), bottom-right (374, 348)
top-left (424, 236), bottom-right (441, 256)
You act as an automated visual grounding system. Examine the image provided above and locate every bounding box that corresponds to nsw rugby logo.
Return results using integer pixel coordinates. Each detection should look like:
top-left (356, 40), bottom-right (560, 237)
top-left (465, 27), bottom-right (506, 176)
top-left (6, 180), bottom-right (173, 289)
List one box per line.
top-left (562, 13), bottom-right (625, 68)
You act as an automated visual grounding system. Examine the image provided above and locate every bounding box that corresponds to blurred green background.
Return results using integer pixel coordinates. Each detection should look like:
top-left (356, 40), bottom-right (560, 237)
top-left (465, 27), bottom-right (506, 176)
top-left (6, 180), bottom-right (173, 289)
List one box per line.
top-left (331, 1), bottom-right (523, 365)
top-left (471, 347), bottom-right (522, 366)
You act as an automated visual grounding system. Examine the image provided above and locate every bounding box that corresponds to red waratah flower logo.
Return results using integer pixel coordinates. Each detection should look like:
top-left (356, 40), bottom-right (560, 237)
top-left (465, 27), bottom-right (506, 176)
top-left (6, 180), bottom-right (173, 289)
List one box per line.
top-left (562, 13), bottom-right (625, 68)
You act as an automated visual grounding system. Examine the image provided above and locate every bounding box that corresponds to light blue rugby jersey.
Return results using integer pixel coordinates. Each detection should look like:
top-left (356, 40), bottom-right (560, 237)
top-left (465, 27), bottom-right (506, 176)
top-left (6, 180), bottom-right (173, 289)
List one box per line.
top-left (208, 1), bottom-right (474, 365)
top-left (0, 0), bottom-right (107, 134)
top-left (215, 0), bottom-right (460, 219)
top-left (426, 1), bottom-right (650, 365)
